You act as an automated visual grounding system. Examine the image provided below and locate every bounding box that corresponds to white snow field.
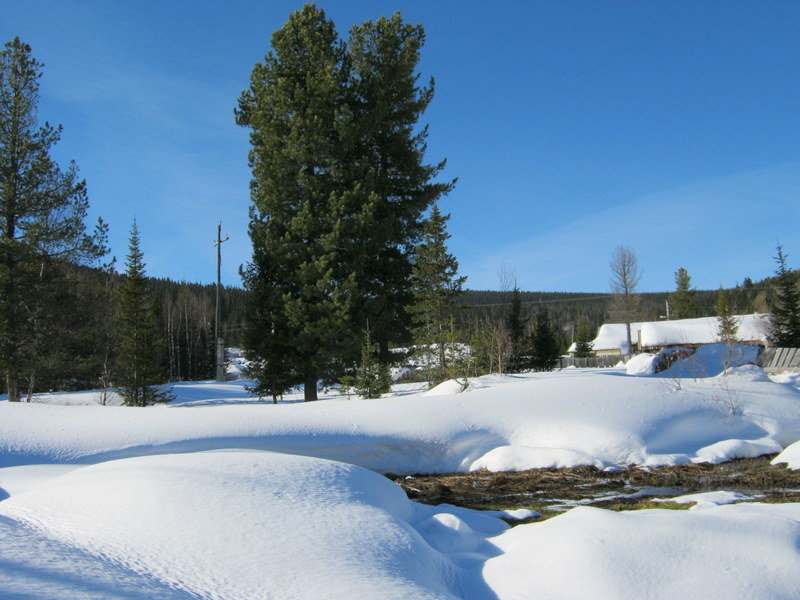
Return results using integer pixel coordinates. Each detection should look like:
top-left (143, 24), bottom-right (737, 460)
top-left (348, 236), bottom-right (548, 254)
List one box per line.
top-left (1, 349), bottom-right (800, 599)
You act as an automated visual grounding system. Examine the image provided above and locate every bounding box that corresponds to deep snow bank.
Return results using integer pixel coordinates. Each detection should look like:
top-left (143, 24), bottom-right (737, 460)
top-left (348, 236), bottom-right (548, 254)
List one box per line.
top-left (2, 369), bottom-right (799, 473)
top-left (1, 451), bottom-right (799, 600)
top-left (0, 451), bottom-right (501, 600)
top-left (483, 503), bottom-right (800, 600)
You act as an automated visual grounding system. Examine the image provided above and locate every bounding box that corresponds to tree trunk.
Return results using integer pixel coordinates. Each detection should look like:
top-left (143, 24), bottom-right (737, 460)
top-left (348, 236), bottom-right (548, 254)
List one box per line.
top-left (378, 337), bottom-right (390, 366)
top-left (6, 371), bottom-right (19, 402)
top-left (304, 369), bottom-right (318, 402)
top-left (26, 370), bottom-right (35, 402)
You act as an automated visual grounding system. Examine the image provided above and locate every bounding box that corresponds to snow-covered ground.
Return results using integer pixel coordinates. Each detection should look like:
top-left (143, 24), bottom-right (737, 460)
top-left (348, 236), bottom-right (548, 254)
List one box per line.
top-left (2, 347), bottom-right (800, 599)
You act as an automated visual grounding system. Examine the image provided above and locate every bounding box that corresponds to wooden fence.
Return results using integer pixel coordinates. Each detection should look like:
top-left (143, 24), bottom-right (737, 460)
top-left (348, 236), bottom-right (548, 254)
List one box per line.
top-left (558, 355), bottom-right (632, 369)
top-left (560, 347), bottom-right (800, 373)
top-left (757, 347), bottom-right (800, 374)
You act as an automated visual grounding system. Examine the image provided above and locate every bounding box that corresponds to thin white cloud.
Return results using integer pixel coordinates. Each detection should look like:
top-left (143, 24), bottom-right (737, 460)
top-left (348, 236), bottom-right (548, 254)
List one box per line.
top-left (465, 161), bottom-right (800, 291)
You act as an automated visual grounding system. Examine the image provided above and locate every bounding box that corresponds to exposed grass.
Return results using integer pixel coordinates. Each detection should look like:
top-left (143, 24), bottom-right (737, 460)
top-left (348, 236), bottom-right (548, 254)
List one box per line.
top-left (390, 454), bottom-right (800, 523)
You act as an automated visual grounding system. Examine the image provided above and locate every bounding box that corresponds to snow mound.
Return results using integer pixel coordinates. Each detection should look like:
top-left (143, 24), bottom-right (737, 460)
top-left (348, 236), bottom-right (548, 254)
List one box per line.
top-left (656, 490), bottom-right (756, 509)
top-left (720, 364), bottom-right (770, 382)
top-left (484, 503), bottom-right (800, 600)
top-left (3, 369), bottom-right (800, 473)
top-left (772, 440), bottom-right (800, 470)
top-left (694, 437), bottom-right (784, 464)
top-left (422, 379), bottom-right (465, 396)
top-left (626, 353), bottom-right (656, 375)
top-left (470, 446), bottom-right (605, 471)
top-left (0, 451), bottom-right (490, 600)
top-left (659, 344), bottom-right (760, 378)
top-left (770, 371), bottom-right (800, 389)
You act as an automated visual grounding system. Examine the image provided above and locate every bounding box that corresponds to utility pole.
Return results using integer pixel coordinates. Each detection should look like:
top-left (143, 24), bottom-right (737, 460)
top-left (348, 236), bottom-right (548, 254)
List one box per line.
top-left (213, 222), bottom-right (229, 382)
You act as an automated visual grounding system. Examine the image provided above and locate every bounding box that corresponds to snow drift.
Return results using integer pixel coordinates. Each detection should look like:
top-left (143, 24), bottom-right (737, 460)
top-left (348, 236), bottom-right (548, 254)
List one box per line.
top-left (1, 451), bottom-right (799, 600)
top-left (1, 367), bottom-right (799, 474)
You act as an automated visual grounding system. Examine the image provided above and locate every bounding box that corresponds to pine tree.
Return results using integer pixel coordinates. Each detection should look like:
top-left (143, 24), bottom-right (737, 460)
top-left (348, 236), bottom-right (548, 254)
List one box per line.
top-left (0, 38), bottom-right (107, 401)
top-left (530, 308), bottom-right (560, 371)
top-left (116, 222), bottom-right (172, 406)
top-left (407, 203), bottom-right (466, 386)
top-left (768, 245), bottom-right (800, 347)
top-left (715, 287), bottom-right (739, 345)
top-left (346, 14), bottom-right (454, 362)
top-left (236, 5), bottom-right (358, 401)
top-left (353, 326), bottom-right (392, 398)
top-left (573, 318), bottom-right (595, 358)
top-left (506, 287), bottom-right (527, 372)
top-left (670, 267), bottom-right (697, 319)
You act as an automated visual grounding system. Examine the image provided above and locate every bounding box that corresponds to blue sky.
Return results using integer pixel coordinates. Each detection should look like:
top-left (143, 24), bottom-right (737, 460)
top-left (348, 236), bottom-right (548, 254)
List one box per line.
top-left (1, 0), bottom-right (798, 292)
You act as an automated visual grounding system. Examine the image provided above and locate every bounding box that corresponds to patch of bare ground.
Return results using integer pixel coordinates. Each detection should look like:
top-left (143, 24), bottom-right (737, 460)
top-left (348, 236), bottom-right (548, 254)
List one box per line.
top-left (388, 454), bottom-right (800, 523)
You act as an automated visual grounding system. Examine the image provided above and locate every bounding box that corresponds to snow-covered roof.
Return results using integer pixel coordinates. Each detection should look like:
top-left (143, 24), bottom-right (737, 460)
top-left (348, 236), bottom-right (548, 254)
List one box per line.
top-left (580, 314), bottom-right (771, 353)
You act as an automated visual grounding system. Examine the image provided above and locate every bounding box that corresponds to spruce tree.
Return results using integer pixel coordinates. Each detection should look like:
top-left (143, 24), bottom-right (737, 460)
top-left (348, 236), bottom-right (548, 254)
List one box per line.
top-left (530, 308), bottom-right (560, 371)
top-left (236, 5), bottom-right (358, 401)
top-left (407, 203), bottom-right (465, 386)
top-left (0, 37), bottom-right (107, 401)
top-left (670, 267), bottom-right (697, 319)
top-left (346, 14), bottom-right (454, 362)
top-left (768, 245), bottom-right (800, 347)
top-left (506, 287), bottom-right (527, 372)
top-left (116, 222), bottom-right (172, 406)
top-left (573, 318), bottom-right (595, 358)
top-left (715, 287), bottom-right (739, 345)
top-left (353, 326), bottom-right (392, 398)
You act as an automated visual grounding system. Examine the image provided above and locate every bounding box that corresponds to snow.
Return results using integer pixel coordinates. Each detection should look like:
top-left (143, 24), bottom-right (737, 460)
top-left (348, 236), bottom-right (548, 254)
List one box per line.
top-left (641, 314), bottom-right (770, 347)
top-left (2, 360), bottom-right (800, 598)
top-left (225, 347), bottom-right (249, 378)
top-left (588, 314), bottom-right (770, 353)
top-left (422, 378), bottom-right (466, 396)
top-left (483, 503), bottom-right (800, 600)
top-left (772, 439), bottom-right (800, 469)
top-left (2, 366), bottom-right (799, 474)
top-left (0, 451), bottom-right (466, 600)
top-left (655, 490), bottom-right (758, 509)
top-left (625, 352), bottom-right (656, 374)
top-left (657, 343), bottom-right (761, 378)
top-left (590, 322), bottom-right (645, 353)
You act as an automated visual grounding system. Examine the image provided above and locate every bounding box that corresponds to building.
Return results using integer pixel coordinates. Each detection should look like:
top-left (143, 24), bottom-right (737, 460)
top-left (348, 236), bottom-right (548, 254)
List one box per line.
top-left (569, 314), bottom-right (771, 356)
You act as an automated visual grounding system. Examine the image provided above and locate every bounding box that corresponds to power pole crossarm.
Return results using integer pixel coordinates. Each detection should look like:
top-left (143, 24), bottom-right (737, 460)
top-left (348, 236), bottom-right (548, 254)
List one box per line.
top-left (213, 222), bottom-right (229, 382)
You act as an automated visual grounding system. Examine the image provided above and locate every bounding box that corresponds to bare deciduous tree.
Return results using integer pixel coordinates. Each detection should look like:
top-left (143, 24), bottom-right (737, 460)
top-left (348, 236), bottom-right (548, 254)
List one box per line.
top-left (609, 245), bottom-right (642, 353)
top-left (498, 261), bottom-right (516, 293)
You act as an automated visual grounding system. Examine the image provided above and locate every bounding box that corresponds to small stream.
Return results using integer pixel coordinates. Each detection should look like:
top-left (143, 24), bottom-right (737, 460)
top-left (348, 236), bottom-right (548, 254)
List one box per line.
top-left (391, 455), bottom-right (800, 521)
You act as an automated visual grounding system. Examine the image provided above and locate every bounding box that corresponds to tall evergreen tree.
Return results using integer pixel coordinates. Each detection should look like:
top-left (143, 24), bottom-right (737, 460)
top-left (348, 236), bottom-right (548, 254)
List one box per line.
top-left (573, 318), bottom-right (595, 358)
top-left (505, 286), bottom-right (527, 372)
top-left (530, 308), bottom-right (560, 371)
top-left (715, 287), bottom-right (739, 345)
top-left (670, 267), bottom-right (697, 319)
top-left (236, 4), bottom-right (359, 401)
top-left (346, 14), bottom-right (454, 362)
top-left (0, 37), bottom-right (106, 401)
top-left (116, 222), bottom-right (171, 406)
top-left (768, 245), bottom-right (800, 347)
top-left (407, 203), bottom-right (465, 386)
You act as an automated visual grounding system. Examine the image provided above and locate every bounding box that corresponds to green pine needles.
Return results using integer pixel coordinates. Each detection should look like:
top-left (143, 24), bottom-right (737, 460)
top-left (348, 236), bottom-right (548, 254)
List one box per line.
top-left (407, 203), bottom-right (466, 386)
top-left (353, 327), bottom-right (392, 399)
top-left (768, 245), bottom-right (800, 347)
top-left (0, 37), bottom-right (107, 401)
top-left (237, 5), bottom-right (454, 400)
top-left (115, 222), bottom-right (172, 406)
top-left (715, 287), bottom-right (739, 345)
top-left (573, 318), bottom-right (595, 358)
